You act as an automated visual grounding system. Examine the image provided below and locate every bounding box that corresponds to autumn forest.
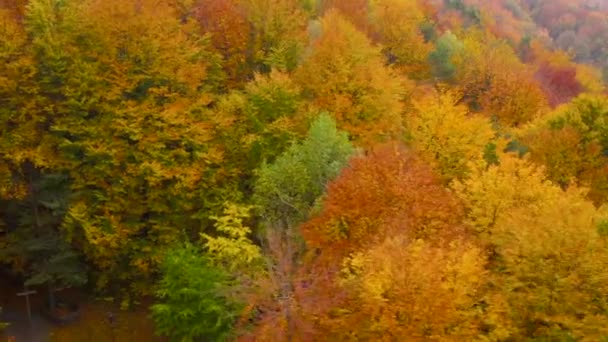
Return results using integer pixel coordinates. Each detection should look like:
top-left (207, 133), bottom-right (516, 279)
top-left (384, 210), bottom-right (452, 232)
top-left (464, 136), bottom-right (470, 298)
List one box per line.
top-left (1, 0), bottom-right (608, 340)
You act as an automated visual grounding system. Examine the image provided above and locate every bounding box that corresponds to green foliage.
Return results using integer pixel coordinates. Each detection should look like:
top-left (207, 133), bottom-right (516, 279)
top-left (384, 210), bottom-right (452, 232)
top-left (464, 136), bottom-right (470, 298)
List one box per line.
top-left (20, 234), bottom-right (87, 288)
top-left (2, 1), bottom-right (608, 340)
top-left (1, 172), bottom-right (87, 301)
top-left (483, 142), bottom-right (500, 165)
top-left (547, 94), bottom-right (608, 150)
top-left (429, 31), bottom-right (463, 80)
top-left (151, 244), bottom-right (241, 342)
top-left (521, 94), bottom-right (608, 203)
top-left (253, 113), bottom-right (354, 227)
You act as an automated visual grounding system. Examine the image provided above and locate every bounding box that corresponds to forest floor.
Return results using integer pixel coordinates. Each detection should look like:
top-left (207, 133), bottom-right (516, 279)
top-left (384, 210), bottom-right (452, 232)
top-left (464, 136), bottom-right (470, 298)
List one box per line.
top-left (0, 279), bottom-right (164, 342)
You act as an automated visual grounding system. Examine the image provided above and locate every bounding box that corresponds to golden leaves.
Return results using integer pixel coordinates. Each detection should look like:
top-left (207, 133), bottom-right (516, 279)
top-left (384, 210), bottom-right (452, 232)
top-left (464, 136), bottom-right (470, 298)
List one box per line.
top-left (295, 10), bottom-right (406, 146)
top-left (408, 89), bottom-right (495, 182)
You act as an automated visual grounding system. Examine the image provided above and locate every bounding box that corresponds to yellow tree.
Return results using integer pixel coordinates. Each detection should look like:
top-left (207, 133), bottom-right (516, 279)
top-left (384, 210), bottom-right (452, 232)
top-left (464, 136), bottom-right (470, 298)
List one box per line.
top-left (452, 151), bottom-right (560, 237)
top-left (487, 187), bottom-right (608, 339)
top-left (0, 7), bottom-right (50, 199)
top-left (336, 236), bottom-right (487, 340)
top-left (24, 0), bottom-right (228, 295)
top-left (295, 10), bottom-right (407, 146)
top-left (453, 152), bottom-right (608, 339)
top-left (368, 0), bottom-right (433, 79)
top-left (242, 0), bottom-right (309, 72)
top-left (407, 89), bottom-right (495, 182)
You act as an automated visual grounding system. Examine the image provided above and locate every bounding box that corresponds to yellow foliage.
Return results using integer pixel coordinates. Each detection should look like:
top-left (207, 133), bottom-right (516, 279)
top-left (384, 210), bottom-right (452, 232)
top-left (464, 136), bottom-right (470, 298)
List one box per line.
top-left (452, 151), bottom-right (559, 237)
top-left (0, 8), bottom-right (55, 197)
top-left (368, 0), bottom-right (432, 79)
top-left (340, 235), bottom-right (486, 340)
top-left (454, 150), bottom-right (608, 339)
top-left (408, 89), bottom-right (495, 182)
top-left (202, 203), bottom-right (263, 272)
top-left (576, 64), bottom-right (605, 94)
top-left (517, 94), bottom-right (608, 204)
top-left (488, 188), bottom-right (608, 339)
top-left (241, 0), bottom-right (308, 71)
top-left (296, 10), bottom-right (407, 146)
top-left (74, 0), bottom-right (209, 100)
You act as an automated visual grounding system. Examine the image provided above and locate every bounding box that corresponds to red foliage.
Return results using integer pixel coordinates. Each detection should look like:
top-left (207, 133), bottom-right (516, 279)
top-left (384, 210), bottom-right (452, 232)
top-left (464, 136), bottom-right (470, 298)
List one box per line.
top-left (535, 63), bottom-right (583, 107)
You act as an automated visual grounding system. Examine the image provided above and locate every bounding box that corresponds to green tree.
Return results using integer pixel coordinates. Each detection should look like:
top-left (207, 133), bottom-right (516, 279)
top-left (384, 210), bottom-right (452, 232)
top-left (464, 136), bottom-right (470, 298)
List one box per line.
top-left (253, 112), bottom-right (354, 228)
top-left (151, 244), bottom-right (242, 342)
top-left (238, 70), bottom-right (307, 173)
top-left (428, 31), bottom-right (463, 80)
top-left (1, 171), bottom-right (87, 312)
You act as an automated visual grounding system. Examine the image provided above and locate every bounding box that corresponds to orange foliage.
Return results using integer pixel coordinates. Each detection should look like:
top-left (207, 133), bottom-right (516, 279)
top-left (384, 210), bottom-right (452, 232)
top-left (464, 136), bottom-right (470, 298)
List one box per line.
top-left (268, 143), bottom-right (481, 341)
top-left (301, 142), bottom-right (463, 254)
top-left (320, 0), bottom-right (371, 35)
top-left (0, 0), bottom-right (27, 22)
top-left (454, 31), bottom-right (548, 126)
top-left (296, 10), bottom-right (406, 145)
top-left (194, 0), bottom-right (250, 87)
top-left (334, 236), bottom-right (486, 340)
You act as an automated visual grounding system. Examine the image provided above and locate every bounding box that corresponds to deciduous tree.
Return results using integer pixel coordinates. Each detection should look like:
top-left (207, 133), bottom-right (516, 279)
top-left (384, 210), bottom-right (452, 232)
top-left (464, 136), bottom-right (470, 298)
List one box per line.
top-left (368, 0), bottom-right (433, 78)
top-left (296, 10), bottom-right (407, 145)
top-left (407, 90), bottom-right (495, 182)
top-left (520, 94), bottom-right (608, 204)
top-left (242, 0), bottom-right (309, 72)
top-left (453, 31), bottom-right (548, 126)
top-left (336, 236), bottom-right (486, 340)
top-left (194, 0), bottom-right (251, 87)
top-left (453, 150), bottom-right (608, 339)
top-left (253, 112), bottom-right (354, 228)
top-left (302, 142), bottom-right (462, 254)
top-left (25, 0), bottom-right (227, 294)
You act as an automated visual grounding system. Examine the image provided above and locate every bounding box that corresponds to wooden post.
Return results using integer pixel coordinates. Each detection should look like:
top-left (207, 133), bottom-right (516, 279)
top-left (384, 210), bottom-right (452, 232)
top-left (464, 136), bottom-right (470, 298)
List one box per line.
top-left (16, 286), bottom-right (37, 326)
